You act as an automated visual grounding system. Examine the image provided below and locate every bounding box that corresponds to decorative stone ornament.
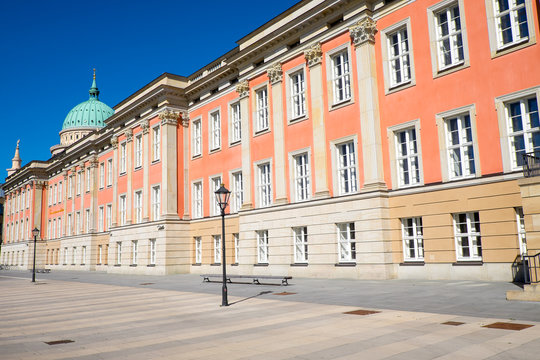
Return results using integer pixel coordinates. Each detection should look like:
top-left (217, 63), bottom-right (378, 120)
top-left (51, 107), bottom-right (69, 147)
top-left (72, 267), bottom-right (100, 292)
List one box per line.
top-left (158, 109), bottom-right (180, 126)
top-left (180, 110), bottom-right (190, 128)
top-left (304, 43), bottom-right (323, 67)
top-left (124, 128), bottom-right (133, 142)
top-left (350, 17), bottom-right (377, 46)
top-left (140, 119), bottom-right (150, 134)
top-left (110, 135), bottom-right (118, 149)
top-left (90, 156), bottom-right (99, 168)
top-left (267, 63), bottom-right (283, 84)
top-left (236, 80), bottom-right (249, 99)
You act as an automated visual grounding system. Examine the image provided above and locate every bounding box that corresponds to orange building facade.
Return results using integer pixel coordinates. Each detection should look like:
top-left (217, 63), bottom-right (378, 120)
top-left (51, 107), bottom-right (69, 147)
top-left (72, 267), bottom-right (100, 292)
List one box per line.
top-left (2, 0), bottom-right (539, 281)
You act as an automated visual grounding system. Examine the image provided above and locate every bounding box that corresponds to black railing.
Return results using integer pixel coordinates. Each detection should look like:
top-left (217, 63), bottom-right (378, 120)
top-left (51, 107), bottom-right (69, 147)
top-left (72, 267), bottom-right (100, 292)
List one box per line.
top-left (522, 152), bottom-right (540, 178)
top-left (523, 252), bottom-right (540, 284)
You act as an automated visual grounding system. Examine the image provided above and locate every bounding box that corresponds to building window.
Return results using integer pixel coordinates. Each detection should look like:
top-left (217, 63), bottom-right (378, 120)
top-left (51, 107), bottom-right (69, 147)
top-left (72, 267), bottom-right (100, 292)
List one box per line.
top-left (331, 51), bottom-right (351, 104)
top-left (106, 204), bottom-right (112, 231)
top-left (152, 126), bottom-right (161, 161)
top-left (336, 142), bottom-right (357, 195)
top-left (135, 134), bottom-right (143, 168)
top-left (120, 142), bottom-right (127, 174)
top-left (48, 186), bottom-right (52, 206)
top-left (72, 246), bottom-right (76, 265)
top-left (213, 235), bottom-right (221, 264)
top-left (453, 212), bottom-right (482, 261)
top-left (257, 230), bottom-right (269, 264)
top-left (195, 237), bottom-right (202, 264)
top-left (192, 119), bottom-right (202, 157)
top-left (53, 184), bottom-right (57, 204)
top-left (211, 176), bottom-right (222, 216)
top-left (67, 213), bottom-right (72, 235)
top-left (233, 233), bottom-right (239, 264)
top-left (98, 206), bottom-right (104, 232)
top-left (76, 212), bottom-right (81, 235)
top-left (192, 181), bottom-right (203, 219)
top-left (132, 240), bottom-right (138, 265)
top-left (293, 226), bottom-right (308, 263)
top-left (85, 168), bottom-right (91, 192)
top-left (506, 96), bottom-right (539, 168)
top-left (293, 153), bottom-right (310, 202)
top-left (152, 186), bottom-right (160, 221)
top-left (116, 242), bottom-right (122, 265)
top-left (150, 239), bottom-right (156, 265)
top-left (289, 70), bottom-right (306, 119)
top-left (257, 162), bottom-right (272, 207)
top-left (381, 19), bottom-right (415, 92)
top-left (85, 209), bottom-right (90, 233)
top-left (134, 190), bottom-right (143, 223)
top-left (337, 223), bottom-right (356, 263)
top-left (81, 246), bottom-right (86, 265)
top-left (434, 3), bottom-right (464, 70)
top-left (395, 128), bottom-right (420, 187)
top-left (26, 189), bottom-right (30, 208)
top-left (63, 247), bottom-right (68, 265)
top-left (231, 171), bottom-right (243, 213)
top-left (119, 195), bottom-right (127, 226)
top-left (402, 217), bottom-right (424, 261)
top-left (515, 207), bottom-right (527, 256)
top-left (99, 163), bottom-right (105, 188)
top-left (230, 102), bottom-right (242, 144)
top-left (445, 114), bottom-right (476, 179)
top-left (210, 110), bottom-right (221, 151)
top-left (256, 87), bottom-right (269, 132)
top-left (98, 245), bottom-right (103, 264)
top-left (494, 0), bottom-right (530, 49)
top-left (107, 159), bottom-right (113, 186)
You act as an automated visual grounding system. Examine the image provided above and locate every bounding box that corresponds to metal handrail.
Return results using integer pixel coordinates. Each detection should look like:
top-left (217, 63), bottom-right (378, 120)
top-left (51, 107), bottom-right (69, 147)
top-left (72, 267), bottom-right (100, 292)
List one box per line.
top-left (522, 153), bottom-right (540, 178)
top-left (523, 252), bottom-right (540, 284)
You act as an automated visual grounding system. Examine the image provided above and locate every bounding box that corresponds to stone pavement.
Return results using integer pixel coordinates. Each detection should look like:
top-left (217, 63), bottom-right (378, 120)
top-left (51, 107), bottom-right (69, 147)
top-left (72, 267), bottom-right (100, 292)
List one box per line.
top-left (1, 272), bottom-right (540, 359)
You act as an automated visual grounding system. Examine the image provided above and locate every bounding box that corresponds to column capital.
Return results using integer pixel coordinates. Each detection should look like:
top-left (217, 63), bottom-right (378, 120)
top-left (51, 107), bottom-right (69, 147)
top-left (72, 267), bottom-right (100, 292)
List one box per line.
top-left (63, 170), bottom-right (69, 179)
top-left (304, 43), bottom-right (322, 67)
top-left (111, 135), bottom-right (119, 149)
top-left (159, 109), bottom-right (179, 126)
top-left (89, 156), bottom-right (99, 168)
top-left (124, 128), bottom-right (133, 143)
top-left (350, 16), bottom-right (377, 46)
top-left (140, 119), bottom-right (150, 134)
top-left (180, 110), bottom-right (190, 128)
top-left (236, 80), bottom-right (249, 99)
top-left (266, 63), bottom-right (283, 84)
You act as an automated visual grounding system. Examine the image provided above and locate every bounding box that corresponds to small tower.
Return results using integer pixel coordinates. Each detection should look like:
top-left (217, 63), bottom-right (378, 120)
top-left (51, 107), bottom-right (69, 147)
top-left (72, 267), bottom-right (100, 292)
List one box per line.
top-left (7, 140), bottom-right (22, 176)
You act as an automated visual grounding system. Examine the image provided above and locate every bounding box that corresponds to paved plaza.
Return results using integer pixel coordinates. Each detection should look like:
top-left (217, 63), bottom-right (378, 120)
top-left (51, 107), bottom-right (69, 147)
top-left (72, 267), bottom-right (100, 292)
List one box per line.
top-left (1, 271), bottom-right (540, 359)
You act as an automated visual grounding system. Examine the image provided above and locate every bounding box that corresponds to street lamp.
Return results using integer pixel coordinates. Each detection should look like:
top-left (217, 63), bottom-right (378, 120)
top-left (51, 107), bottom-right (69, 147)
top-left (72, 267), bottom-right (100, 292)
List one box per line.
top-left (31, 227), bottom-right (40, 283)
top-left (215, 184), bottom-right (231, 306)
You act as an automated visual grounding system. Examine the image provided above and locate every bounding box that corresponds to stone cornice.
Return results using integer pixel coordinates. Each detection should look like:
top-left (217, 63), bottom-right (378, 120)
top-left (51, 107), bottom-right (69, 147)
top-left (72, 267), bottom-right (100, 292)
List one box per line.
top-left (304, 43), bottom-right (322, 67)
top-left (349, 16), bottom-right (377, 46)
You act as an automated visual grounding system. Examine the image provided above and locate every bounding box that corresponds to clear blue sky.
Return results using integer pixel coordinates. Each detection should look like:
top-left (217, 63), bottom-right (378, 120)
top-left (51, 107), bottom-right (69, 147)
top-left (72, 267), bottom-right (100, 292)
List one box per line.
top-left (0, 0), bottom-right (299, 179)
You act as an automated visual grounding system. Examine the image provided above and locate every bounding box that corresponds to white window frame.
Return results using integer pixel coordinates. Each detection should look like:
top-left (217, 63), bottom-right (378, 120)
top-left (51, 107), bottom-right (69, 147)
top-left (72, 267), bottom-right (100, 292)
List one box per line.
top-left (98, 245), bottom-right (103, 264)
top-left (76, 211), bottom-right (81, 235)
top-left (85, 208), bottom-right (90, 233)
top-left (288, 69), bottom-right (306, 121)
top-left (150, 239), bottom-right (156, 265)
top-left (381, 18), bottom-right (416, 93)
top-left (195, 237), bottom-right (202, 264)
top-left (132, 240), bottom-right (138, 265)
top-left (209, 110), bottom-right (221, 151)
top-left (152, 126), bottom-right (161, 162)
top-left (293, 226), bottom-right (308, 264)
top-left (515, 207), bottom-right (527, 256)
top-left (120, 142), bottom-right (127, 174)
top-left (230, 170), bottom-right (243, 213)
top-left (331, 137), bottom-right (359, 196)
top-left (337, 222), bottom-right (356, 263)
top-left (151, 185), bottom-right (161, 221)
top-left (81, 246), bottom-right (86, 265)
top-left (388, 120), bottom-right (424, 189)
top-left (291, 151), bottom-right (311, 202)
top-left (119, 195), bottom-right (127, 226)
top-left (192, 181), bottom-right (203, 219)
top-left (53, 184), bottom-right (57, 204)
top-left (135, 134), bottom-right (143, 169)
top-left (257, 230), bottom-right (269, 264)
top-left (116, 241), bottom-right (122, 265)
top-left (453, 212), bottom-right (482, 261)
top-left (427, 0), bottom-right (470, 77)
top-left (85, 167), bottom-right (91, 192)
top-left (192, 118), bottom-right (202, 158)
top-left (401, 217), bottom-right (424, 262)
top-left (107, 159), bottom-right (113, 186)
top-left (210, 175), bottom-right (222, 217)
top-left (229, 101), bottom-right (242, 145)
top-left (255, 86), bottom-right (269, 133)
top-left (255, 161), bottom-right (272, 208)
top-left (233, 233), bottom-right (239, 264)
top-left (213, 235), bottom-right (221, 264)
top-left (98, 206), bottom-right (104, 232)
top-left (485, 0), bottom-right (536, 57)
top-left (134, 190), bottom-right (143, 223)
top-left (99, 162), bottom-right (105, 189)
top-left (495, 86), bottom-right (540, 172)
top-left (67, 213), bottom-right (72, 235)
top-left (106, 204), bottom-right (112, 231)
top-left (328, 47), bottom-right (352, 105)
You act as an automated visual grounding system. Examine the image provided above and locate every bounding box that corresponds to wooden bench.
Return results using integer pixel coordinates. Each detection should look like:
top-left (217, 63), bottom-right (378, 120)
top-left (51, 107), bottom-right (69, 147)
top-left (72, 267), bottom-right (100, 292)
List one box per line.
top-left (201, 274), bottom-right (292, 286)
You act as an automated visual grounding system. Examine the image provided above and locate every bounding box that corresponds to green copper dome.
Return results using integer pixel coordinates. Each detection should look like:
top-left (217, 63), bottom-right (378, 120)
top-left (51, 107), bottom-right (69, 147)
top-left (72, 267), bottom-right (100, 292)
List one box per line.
top-left (62, 74), bottom-right (114, 131)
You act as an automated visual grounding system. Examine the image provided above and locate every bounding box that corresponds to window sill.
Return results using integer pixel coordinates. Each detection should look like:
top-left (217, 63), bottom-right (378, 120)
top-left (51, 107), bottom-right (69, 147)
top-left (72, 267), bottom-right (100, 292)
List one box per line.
top-left (151, 159), bottom-right (160, 165)
top-left (254, 128), bottom-right (270, 137)
top-left (80, 264), bottom-right (85, 266)
top-left (211, 263), bottom-right (221, 266)
top-left (147, 264), bottom-right (156, 267)
top-left (330, 98), bottom-right (353, 112)
top-left (452, 261), bottom-right (483, 266)
top-left (334, 262), bottom-right (356, 267)
top-left (97, 263), bottom-right (101, 265)
top-left (129, 264), bottom-right (137, 267)
top-left (386, 80), bottom-right (415, 95)
top-left (400, 261), bottom-right (425, 266)
top-left (290, 263), bottom-right (308, 267)
top-left (114, 264), bottom-right (121, 267)
top-left (254, 263), bottom-right (268, 267)
top-left (231, 263), bottom-right (239, 266)
top-left (119, 172), bottom-right (126, 177)
top-left (191, 154), bottom-right (202, 160)
top-left (191, 263), bottom-right (201, 266)
top-left (134, 166), bottom-right (142, 172)
top-left (229, 140), bottom-right (241, 148)
top-left (434, 62), bottom-right (469, 79)
top-left (288, 114), bottom-right (308, 125)
top-left (209, 148), bottom-right (221, 155)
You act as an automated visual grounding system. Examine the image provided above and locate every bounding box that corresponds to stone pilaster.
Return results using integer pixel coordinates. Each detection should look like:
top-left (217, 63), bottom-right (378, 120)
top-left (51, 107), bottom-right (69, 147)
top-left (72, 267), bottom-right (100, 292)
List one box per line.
top-left (63, 171), bottom-right (68, 236)
top-left (111, 136), bottom-right (119, 227)
top-left (236, 80), bottom-right (253, 210)
top-left (158, 109), bottom-right (179, 220)
top-left (266, 64), bottom-right (287, 204)
top-left (80, 166), bottom-right (85, 233)
top-left (304, 43), bottom-right (330, 198)
top-left (140, 119), bottom-right (150, 221)
top-left (350, 16), bottom-right (386, 190)
top-left (125, 129), bottom-right (133, 225)
top-left (181, 111), bottom-right (190, 220)
top-left (90, 157), bottom-right (99, 232)
top-left (32, 181), bottom-right (45, 235)
top-left (70, 167), bottom-right (76, 235)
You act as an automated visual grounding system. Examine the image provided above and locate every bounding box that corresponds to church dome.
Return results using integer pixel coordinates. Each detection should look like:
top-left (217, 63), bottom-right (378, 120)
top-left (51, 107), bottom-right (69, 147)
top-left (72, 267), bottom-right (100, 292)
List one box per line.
top-left (61, 73), bottom-right (114, 131)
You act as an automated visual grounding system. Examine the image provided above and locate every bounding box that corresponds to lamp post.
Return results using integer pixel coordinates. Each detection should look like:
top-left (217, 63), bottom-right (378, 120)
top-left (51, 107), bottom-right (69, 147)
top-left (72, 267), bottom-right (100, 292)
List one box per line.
top-left (215, 184), bottom-right (231, 307)
top-left (31, 227), bottom-right (40, 283)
